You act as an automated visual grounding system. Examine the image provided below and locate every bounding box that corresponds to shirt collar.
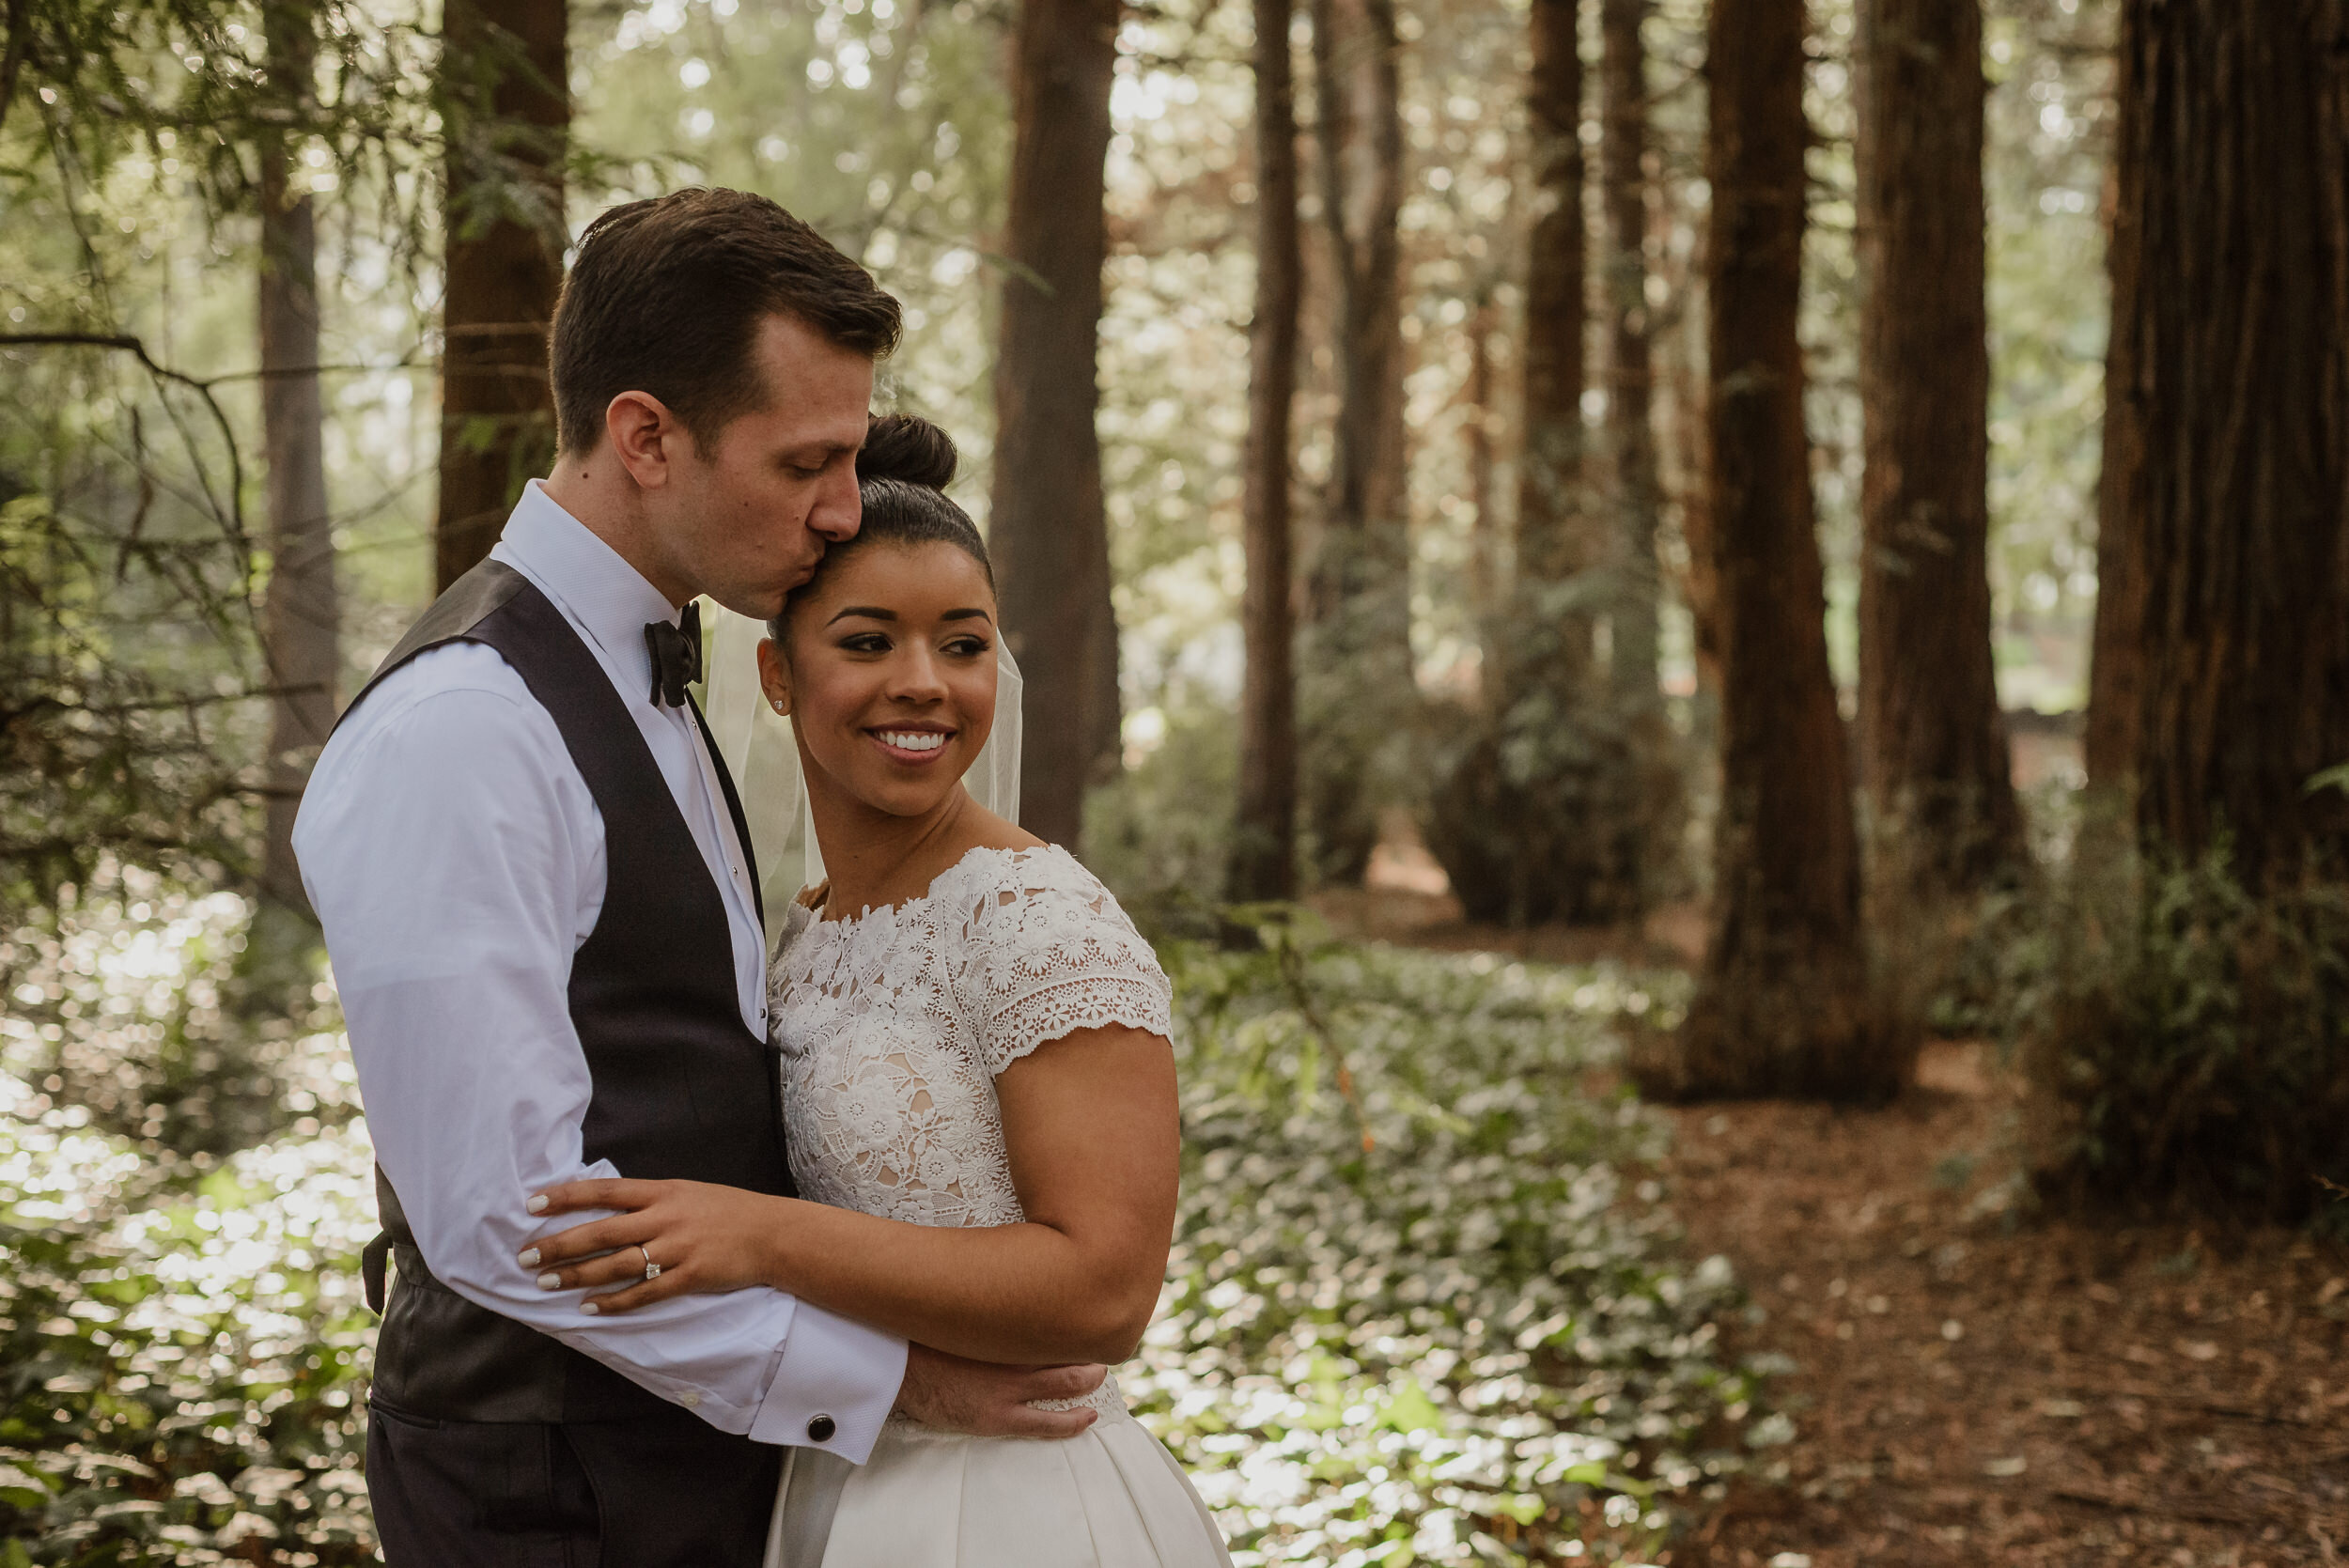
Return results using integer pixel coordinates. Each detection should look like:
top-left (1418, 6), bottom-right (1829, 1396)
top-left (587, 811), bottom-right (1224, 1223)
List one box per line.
top-left (490, 481), bottom-right (682, 699)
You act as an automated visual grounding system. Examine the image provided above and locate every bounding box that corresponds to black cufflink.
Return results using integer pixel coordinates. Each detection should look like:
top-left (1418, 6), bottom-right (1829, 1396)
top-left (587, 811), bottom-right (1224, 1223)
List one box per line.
top-left (806, 1413), bottom-right (836, 1443)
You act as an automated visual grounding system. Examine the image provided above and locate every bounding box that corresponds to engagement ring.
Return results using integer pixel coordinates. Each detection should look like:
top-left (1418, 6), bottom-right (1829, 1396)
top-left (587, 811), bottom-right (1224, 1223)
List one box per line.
top-left (639, 1244), bottom-right (661, 1281)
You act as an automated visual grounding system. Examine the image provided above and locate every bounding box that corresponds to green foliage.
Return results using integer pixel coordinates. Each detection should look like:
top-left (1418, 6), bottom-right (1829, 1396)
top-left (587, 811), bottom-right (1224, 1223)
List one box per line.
top-left (1083, 700), bottom-right (1239, 939)
top-left (1421, 688), bottom-right (1681, 928)
top-left (1136, 923), bottom-right (1766, 1565)
top-left (0, 881), bottom-right (374, 1566)
top-left (1, 866), bottom-right (346, 1155)
top-left (1982, 828), bottom-right (2349, 1224)
top-left (0, 462), bottom-right (258, 923)
top-left (0, 1112), bottom-right (378, 1566)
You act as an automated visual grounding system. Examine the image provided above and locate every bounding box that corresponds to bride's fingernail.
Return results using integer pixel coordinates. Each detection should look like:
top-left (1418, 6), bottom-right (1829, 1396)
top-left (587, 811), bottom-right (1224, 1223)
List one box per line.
top-left (580, 1300), bottom-right (600, 1316)
top-left (537, 1271), bottom-right (562, 1291)
top-left (527, 1194), bottom-right (550, 1214)
top-left (518, 1248), bottom-right (540, 1267)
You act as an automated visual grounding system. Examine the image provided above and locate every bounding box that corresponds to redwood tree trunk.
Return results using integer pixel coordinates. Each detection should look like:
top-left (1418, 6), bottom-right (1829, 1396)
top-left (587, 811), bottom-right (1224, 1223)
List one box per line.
top-left (1464, 291), bottom-right (1500, 673)
top-left (1600, 0), bottom-right (1660, 709)
top-left (257, 0), bottom-right (337, 915)
top-left (1229, 0), bottom-right (1303, 903)
top-left (2086, 0), bottom-right (2349, 891)
top-left (989, 0), bottom-right (1118, 852)
top-left (435, 0), bottom-right (567, 590)
top-left (1513, 0), bottom-right (1590, 673)
top-left (1299, 0), bottom-right (1409, 885)
top-left (1854, 0), bottom-right (2023, 901)
top-left (1661, 0), bottom-right (1887, 1101)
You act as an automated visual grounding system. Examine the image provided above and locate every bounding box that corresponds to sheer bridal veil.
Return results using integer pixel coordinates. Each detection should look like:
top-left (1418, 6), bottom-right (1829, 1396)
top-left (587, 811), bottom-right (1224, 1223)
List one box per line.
top-left (701, 602), bottom-right (1025, 936)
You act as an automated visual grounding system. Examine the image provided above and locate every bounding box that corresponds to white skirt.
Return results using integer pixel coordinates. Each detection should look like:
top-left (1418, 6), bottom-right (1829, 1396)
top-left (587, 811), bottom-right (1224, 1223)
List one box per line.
top-left (767, 1405), bottom-right (1232, 1568)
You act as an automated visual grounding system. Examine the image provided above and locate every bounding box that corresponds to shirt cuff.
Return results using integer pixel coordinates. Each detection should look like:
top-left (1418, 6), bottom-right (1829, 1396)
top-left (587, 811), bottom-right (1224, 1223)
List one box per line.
top-left (747, 1302), bottom-right (908, 1464)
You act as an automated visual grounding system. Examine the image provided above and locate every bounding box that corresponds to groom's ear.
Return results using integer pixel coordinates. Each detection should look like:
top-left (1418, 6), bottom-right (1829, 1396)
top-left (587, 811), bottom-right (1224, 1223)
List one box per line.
top-left (606, 391), bottom-right (682, 490)
top-left (757, 635), bottom-right (792, 717)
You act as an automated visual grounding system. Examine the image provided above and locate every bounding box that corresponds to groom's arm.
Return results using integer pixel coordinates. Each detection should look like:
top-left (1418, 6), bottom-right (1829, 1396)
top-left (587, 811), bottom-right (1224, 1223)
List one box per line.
top-left (294, 647), bottom-right (905, 1459)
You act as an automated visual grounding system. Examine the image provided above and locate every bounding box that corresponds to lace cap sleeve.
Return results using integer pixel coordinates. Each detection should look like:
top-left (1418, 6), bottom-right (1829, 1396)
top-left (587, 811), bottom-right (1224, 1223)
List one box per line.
top-left (955, 850), bottom-right (1174, 1076)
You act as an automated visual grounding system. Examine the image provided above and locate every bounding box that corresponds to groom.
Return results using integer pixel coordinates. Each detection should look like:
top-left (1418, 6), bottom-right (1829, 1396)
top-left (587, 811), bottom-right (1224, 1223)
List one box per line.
top-left (295, 189), bottom-right (1101, 1566)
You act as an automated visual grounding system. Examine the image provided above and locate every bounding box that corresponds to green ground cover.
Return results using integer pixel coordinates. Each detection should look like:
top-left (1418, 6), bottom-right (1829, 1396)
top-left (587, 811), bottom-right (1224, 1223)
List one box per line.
top-left (0, 892), bottom-right (1773, 1565)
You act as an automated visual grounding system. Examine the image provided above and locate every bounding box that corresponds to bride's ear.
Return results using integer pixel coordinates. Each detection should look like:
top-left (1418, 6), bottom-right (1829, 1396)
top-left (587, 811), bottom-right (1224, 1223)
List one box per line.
top-left (757, 635), bottom-right (792, 717)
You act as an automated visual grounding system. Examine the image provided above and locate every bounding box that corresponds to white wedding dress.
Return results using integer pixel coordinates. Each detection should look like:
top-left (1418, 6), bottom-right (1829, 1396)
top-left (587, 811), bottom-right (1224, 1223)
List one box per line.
top-left (760, 844), bottom-right (1232, 1568)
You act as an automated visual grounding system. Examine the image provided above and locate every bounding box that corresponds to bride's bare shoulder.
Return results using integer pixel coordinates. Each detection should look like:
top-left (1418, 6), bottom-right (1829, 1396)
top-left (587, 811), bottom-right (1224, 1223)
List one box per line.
top-left (955, 798), bottom-right (1047, 855)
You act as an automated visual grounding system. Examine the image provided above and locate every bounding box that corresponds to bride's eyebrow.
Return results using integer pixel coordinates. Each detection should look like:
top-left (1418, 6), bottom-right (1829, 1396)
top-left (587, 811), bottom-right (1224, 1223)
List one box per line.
top-left (825, 606), bottom-right (895, 625)
top-left (941, 609), bottom-right (993, 623)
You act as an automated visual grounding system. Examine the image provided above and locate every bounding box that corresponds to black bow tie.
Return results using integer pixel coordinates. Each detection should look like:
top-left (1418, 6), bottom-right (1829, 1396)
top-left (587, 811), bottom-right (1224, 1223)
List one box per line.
top-left (645, 600), bottom-right (702, 707)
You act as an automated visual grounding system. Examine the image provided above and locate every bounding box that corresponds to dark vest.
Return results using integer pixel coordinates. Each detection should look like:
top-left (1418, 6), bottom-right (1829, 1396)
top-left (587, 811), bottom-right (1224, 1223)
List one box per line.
top-left (347, 559), bottom-right (790, 1425)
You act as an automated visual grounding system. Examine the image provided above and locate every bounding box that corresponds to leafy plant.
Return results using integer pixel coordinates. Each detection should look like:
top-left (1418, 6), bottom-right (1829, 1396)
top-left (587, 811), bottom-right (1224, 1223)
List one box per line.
top-left (1135, 922), bottom-right (1764, 1566)
top-left (1989, 834), bottom-right (2349, 1224)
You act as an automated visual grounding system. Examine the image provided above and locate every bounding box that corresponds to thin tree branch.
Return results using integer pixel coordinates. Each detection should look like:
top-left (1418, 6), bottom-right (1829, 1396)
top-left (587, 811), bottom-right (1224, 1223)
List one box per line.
top-left (0, 331), bottom-right (248, 543)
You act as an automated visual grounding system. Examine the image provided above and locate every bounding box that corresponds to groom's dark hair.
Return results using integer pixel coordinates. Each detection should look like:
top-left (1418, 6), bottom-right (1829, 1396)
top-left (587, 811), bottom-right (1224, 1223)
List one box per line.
top-left (550, 188), bottom-right (903, 455)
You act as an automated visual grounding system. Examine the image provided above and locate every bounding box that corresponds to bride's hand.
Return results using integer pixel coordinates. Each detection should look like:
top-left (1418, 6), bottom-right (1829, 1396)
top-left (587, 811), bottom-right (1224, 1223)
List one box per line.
top-left (518, 1177), bottom-right (788, 1314)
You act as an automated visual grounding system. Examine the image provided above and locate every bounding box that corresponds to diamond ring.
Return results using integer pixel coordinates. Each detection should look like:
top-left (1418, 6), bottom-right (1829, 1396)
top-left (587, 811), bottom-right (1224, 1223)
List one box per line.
top-left (639, 1244), bottom-right (661, 1281)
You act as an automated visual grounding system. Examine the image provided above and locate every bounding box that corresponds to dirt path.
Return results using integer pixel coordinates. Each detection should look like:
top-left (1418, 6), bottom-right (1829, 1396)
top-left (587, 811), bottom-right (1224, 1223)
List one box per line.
top-left (1312, 874), bottom-right (2349, 1566)
top-left (1658, 1042), bottom-right (2349, 1568)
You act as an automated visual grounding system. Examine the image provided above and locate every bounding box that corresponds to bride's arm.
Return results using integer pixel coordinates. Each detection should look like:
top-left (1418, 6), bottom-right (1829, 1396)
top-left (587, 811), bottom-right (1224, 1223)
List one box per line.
top-left (519, 1021), bottom-right (1180, 1366)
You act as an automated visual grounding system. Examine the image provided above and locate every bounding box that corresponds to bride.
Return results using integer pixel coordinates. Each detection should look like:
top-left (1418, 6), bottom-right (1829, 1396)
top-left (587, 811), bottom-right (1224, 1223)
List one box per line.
top-left (514, 414), bottom-right (1232, 1568)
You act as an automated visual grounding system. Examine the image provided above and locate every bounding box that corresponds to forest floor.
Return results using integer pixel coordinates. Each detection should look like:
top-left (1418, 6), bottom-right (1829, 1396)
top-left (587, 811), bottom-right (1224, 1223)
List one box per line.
top-left (1313, 873), bottom-right (2349, 1568)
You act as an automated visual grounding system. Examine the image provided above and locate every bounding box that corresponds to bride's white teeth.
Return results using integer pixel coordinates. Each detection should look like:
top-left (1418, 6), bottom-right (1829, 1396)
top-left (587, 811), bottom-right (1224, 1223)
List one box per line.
top-left (878, 730), bottom-right (948, 753)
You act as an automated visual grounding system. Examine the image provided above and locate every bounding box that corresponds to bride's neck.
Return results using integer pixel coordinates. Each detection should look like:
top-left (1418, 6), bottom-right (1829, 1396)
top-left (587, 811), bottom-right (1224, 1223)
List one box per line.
top-left (802, 770), bottom-right (978, 918)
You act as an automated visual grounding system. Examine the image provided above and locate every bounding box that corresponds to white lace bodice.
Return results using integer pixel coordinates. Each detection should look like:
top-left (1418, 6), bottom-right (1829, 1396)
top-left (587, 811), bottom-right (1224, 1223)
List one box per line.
top-left (768, 845), bottom-right (1172, 1418)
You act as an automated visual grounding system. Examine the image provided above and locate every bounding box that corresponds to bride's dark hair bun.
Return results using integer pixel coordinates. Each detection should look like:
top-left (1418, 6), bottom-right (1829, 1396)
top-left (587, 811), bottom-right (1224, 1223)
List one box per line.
top-left (857, 412), bottom-right (958, 491)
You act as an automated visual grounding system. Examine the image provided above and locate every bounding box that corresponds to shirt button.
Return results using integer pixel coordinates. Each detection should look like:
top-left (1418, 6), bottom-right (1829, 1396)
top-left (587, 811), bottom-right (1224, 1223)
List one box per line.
top-left (678, 1389), bottom-right (702, 1409)
top-left (806, 1413), bottom-right (836, 1443)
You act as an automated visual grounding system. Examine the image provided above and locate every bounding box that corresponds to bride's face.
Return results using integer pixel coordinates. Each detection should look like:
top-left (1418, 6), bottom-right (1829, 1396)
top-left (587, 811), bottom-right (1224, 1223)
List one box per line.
top-left (756, 539), bottom-right (999, 819)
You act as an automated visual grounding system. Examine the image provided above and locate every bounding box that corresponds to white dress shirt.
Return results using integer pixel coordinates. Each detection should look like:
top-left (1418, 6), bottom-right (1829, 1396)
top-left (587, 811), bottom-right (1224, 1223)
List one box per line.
top-left (294, 482), bottom-right (906, 1462)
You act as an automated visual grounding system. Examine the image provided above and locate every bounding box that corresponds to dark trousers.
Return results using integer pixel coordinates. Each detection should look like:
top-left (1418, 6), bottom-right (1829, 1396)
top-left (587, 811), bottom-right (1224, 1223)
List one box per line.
top-left (366, 1400), bottom-right (785, 1568)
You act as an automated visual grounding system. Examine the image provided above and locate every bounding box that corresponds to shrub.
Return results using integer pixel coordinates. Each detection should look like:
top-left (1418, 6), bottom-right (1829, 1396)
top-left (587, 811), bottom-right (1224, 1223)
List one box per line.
top-left (0, 1089), bottom-right (379, 1565)
top-left (1420, 699), bottom-right (1680, 927)
top-left (1999, 835), bottom-right (2349, 1224)
top-left (1083, 701), bottom-right (1239, 939)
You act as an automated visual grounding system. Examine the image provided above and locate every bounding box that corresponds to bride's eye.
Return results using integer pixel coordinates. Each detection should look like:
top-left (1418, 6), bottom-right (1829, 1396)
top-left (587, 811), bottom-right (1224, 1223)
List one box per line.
top-left (837, 631), bottom-right (892, 654)
top-left (943, 635), bottom-right (990, 658)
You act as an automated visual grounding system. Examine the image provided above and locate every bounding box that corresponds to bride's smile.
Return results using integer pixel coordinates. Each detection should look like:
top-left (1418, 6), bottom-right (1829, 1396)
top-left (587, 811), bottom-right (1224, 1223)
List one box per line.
top-left (756, 538), bottom-right (1001, 831)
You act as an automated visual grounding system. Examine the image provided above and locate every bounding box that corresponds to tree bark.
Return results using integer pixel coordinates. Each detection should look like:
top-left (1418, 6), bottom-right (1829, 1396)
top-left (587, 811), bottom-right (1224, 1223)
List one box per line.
top-left (435, 0), bottom-right (567, 591)
top-left (1230, 0), bottom-right (1303, 904)
top-left (1600, 0), bottom-right (1660, 709)
top-left (1853, 0), bottom-right (2023, 902)
top-left (1513, 0), bottom-right (1590, 664)
top-left (1464, 291), bottom-right (1501, 676)
top-left (1299, 0), bottom-right (1409, 886)
top-left (2085, 0), bottom-right (2349, 892)
top-left (1658, 0), bottom-right (1888, 1102)
top-left (988, 0), bottom-right (1118, 853)
top-left (2082, 105), bottom-right (2143, 797)
top-left (257, 0), bottom-right (336, 916)
top-left (0, 0), bottom-right (33, 140)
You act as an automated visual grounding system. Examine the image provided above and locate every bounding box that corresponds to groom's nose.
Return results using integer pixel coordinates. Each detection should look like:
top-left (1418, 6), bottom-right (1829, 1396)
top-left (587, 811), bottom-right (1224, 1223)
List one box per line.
top-left (806, 460), bottom-right (862, 544)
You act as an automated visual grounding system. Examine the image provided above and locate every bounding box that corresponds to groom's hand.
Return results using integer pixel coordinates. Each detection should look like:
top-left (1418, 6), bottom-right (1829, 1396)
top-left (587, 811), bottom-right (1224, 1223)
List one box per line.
top-left (894, 1343), bottom-right (1106, 1439)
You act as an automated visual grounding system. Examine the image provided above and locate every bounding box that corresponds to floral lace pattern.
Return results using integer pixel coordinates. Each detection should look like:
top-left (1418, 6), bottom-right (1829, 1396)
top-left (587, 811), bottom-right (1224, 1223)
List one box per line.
top-left (770, 846), bottom-right (1172, 1421)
